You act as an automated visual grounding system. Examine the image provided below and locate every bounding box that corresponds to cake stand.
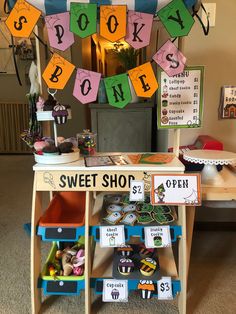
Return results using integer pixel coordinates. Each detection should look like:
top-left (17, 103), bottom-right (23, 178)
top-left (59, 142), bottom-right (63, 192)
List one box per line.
top-left (183, 150), bottom-right (236, 185)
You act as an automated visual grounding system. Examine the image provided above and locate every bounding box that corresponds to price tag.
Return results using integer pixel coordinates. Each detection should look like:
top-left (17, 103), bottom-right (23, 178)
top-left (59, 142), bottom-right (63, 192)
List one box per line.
top-left (100, 225), bottom-right (125, 248)
top-left (102, 279), bottom-right (128, 302)
top-left (129, 180), bottom-right (144, 202)
top-left (144, 226), bottom-right (171, 248)
top-left (158, 277), bottom-right (173, 300)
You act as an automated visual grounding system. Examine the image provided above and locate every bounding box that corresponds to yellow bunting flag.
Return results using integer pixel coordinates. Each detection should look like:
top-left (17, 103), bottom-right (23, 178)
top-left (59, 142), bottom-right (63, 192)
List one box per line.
top-left (42, 53), bottom-right (75, 90)
top-left (128, 62), bottom-right (158, 98)
top-left (5, 0), bottom-right (41, 38)
top-left (100, 5), bottom-right (127, 42)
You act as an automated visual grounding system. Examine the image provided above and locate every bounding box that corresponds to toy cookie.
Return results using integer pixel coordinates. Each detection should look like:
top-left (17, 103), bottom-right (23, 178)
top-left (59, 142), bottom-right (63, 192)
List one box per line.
top-left (106, 204), bottom-right (123, 213)
top-left (104, 194), bottom-right (123, 204)
top-left (140, 258), bottom-right (157, 276)
top-left (118, 258), bottom-right (134, 275)
top-left (117, 244), bottom-right (133, 257)
top-left (138, 244), bottom-right (154, 258)
top-left (103, 212), bottom-right (122, 224)
top-left (137, 212), bottom-right (154, 224)
top-left (120, 212), bottom-right (137, 226)
top-left (137, 203), bottom-right (153, 213)
top-left (152, 212), bottom-right (174, 224)
top-left (138, 280), bottom-right (155, 299)
top-left (123, 204), bottom-right (137, 213)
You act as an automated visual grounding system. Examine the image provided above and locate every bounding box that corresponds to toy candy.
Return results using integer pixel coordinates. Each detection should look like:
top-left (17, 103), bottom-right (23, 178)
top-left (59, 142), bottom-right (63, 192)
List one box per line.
top-left (77, 129), bottom-right (96, 155)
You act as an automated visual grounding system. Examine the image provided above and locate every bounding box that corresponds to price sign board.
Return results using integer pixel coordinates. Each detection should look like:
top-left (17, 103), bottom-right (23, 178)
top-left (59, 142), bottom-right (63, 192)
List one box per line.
top-left (158, 277), bottom-right (173, 300)
top-left (103, 279), bottom-right (128, 302)
top-left (151, 174), bottom-right (201, 206)
top-left (144, 226), bottom-right (171, 248)
top-left (129, 180), bottom-right (144, 202)
top-left (100, 225), bottom-right (125, 248)
top-left (158, 66), bottom-right (204, 129)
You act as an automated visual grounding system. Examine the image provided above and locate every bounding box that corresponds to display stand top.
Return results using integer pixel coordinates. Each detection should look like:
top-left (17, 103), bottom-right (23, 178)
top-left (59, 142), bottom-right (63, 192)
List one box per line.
top-left (33, 153), bottom-right (185, 172)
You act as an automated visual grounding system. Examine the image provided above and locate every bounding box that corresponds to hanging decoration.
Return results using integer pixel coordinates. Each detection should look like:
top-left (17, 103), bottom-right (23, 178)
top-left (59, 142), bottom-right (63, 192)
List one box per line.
top-left (104, 74), bottom-right (132, 108)
top-left (73, 69), bottom-right (101, 104)
top-left (45, 12), bottom-right (75, 51)
top-left (157, 0), bottom-right (195, 37)
top-left (152, 40), bottom-right (186, 77)
top-left (5, 0), bottom-right (41, 38)
top-left (125, 11), bottom-right (153, 49)
top-left (42, 53), bottom-right (75, 90)
top-left (128, 62), bottom-right (159, 98)
top-left (70, 3), bottom-right (97, 38)
top-left (100, 5), bottom-right (127, 42)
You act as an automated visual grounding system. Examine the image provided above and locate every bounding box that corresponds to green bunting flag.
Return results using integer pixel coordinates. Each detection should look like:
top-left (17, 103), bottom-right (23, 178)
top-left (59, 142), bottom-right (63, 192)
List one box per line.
top-left (70, 3), bottom-right (97, 38)
top-left (157, 0), bottom-right (195, 37)
top-left (104, 74), bottom-right (132, 108)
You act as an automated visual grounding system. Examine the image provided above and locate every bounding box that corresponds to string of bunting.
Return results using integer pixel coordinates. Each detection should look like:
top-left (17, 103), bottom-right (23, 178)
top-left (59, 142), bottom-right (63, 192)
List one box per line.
top-left (5, 0), bottom-right (206, 108)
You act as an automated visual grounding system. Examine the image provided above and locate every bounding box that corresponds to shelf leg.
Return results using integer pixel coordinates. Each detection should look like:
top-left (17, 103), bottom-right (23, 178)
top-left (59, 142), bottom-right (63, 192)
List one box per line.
top-left (31, 176), bottom-right (42, 314)
top-left (85, 191), bottom-right (92, 314)
top-left (186, 206), bottom-right (195, 279)
top-left (178, 205), bottom-right (187, 314)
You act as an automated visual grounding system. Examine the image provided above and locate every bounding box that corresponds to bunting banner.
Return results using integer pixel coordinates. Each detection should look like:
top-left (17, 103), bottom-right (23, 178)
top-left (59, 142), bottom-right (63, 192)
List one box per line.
top-left (42, 53), bottom-right (75, 89)
top-left (100, 5), bottom-right (127, 42)
top-left (73, 69), bottom-right (101, 104)
top-left (45, 12), bottom-right (75, 51)
top-left (128, 62), bottom-right (158, 98)
top-left (152, 40), bottom-right (186, 77)
top-left (70, 3), bottom-right (97, 38)
top-left (157, 0), bottom-right (195, 37)
top-left (104, 74), bottom-right (132, 108)
top-left (5, 0), bottom-right (41, 38)
top-left (125, 11), bottom-right (153, 49)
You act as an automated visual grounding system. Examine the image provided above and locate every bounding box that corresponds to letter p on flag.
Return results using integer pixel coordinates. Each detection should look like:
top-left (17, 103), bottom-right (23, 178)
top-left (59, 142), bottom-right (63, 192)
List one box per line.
top-left (157, 0), bottom-right (195, 37)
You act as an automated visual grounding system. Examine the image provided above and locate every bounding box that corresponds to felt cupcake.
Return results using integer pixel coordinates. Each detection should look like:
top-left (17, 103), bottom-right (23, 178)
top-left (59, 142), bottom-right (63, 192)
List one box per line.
top-left (118, 258), bottom-right (134, 275)
top-left (138, 244), bottom-right (154, 258)
top-left (111, 288), bottom-right (120, 300)
top-left (138, 280), bottom-right (155, 299)
top-left (117, 244), bottom-right (133, 257)
top-left (52, 103), bottom-right (68, 124)
top-left (140, 258), bottom-right (157, 277)
top-left (42, 144), bottom-right (59, 156)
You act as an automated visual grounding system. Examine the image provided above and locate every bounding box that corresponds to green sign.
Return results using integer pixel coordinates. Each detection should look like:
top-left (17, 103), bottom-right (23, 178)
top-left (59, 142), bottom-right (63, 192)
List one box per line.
top-left (157, 0), bottom-right (195, 37)
top-left (70, 3), bottom-right (97, 38)
top-left (104, 74), bottom-right (132, 108)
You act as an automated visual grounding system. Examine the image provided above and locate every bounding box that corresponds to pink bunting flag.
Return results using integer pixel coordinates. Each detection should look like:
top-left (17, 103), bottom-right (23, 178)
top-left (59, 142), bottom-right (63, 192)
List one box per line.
top-left (73, 69), bottom-right (101, 104)
top-left (125, 11), bottom-right (153, 49)
top-left (152, 40), bottom-right (187, 77)
top-left (45, 12), bottom-right (74, 51)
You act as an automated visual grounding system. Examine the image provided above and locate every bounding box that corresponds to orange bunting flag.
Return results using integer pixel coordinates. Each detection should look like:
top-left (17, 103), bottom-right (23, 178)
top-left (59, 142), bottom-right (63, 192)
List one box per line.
top-left (128, 62), bottom-right (158, 98)
top-left (5, 0), bottom-right (41, 38)
top-left (100, 5), bottom-right (127, 42)
top-left (42, 53), bottom-right (75, 90)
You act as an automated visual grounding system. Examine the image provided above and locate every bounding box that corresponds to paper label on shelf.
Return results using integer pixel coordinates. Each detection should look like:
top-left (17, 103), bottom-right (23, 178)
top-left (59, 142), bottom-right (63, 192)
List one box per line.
top-left (100, 225), bottom-right (125, 248)
top-left (102, 279), bottom-right (128, 302)
top-left (144, 226), bottom-right (171, 248)
top-left (129, 180), bottom-right (145, 202)
top-left (158, 277), bottom-right (173, 300)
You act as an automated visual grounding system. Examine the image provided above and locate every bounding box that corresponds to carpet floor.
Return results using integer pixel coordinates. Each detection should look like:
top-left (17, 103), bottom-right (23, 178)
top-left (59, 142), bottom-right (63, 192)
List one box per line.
top-left (0, 155), bottom-right (235, 314)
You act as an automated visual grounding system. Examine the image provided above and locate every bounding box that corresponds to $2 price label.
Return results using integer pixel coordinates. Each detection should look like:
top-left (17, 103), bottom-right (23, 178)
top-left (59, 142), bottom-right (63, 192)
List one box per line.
top-left (129, 180), bottom-right (144, 202)
top-left (158, 277), bottom-right (173, 300)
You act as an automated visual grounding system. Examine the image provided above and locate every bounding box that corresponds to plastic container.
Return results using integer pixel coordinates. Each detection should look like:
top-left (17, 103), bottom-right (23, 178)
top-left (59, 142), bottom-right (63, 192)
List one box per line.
top-left (77, 129), bottom-right (97, 156)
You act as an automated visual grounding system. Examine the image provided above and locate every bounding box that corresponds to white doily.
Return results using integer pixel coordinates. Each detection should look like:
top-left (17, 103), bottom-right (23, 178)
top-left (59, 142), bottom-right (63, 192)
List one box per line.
top-left (183, 150), bottom-right (236, 165)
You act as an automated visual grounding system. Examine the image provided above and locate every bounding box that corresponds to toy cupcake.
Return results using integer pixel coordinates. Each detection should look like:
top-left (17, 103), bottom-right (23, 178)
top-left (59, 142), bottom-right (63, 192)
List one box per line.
top-left (111, 288), bottom-right (120, 300)
top-left (138, 280), bottom-right (155, 299)
top-left (117, 244), bottom-right (133, 257)
top-left (140, 258), bottom-right (157, 276)
top-left (138, 244), bottom-right (154, 258)
top-left (52, 103), bottom-right (68, 124)
top-left (118, 258), bottom-right (134, 275)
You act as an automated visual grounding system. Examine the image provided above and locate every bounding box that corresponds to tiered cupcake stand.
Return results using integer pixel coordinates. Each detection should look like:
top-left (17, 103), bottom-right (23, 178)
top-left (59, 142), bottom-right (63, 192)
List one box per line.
top-left (31, 154), bottom-right (188, 314)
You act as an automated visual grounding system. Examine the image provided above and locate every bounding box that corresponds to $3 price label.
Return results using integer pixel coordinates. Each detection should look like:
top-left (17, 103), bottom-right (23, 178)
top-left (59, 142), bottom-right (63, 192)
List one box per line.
top-left (129, 180), bottom-right (144, 202)
top-left (157, 277), bottom-right (173, 300)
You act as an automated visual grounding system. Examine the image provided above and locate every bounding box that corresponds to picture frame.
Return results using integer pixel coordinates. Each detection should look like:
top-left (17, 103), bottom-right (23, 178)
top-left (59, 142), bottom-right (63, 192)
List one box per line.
top-left (219, 85), bottom-right (236, 119)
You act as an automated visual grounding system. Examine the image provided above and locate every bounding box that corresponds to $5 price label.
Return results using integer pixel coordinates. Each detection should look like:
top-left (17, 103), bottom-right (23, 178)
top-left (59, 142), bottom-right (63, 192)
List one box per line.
top-left (157, 277), bottom-right (173, 300)
top-left (129, 180), bottom-right (144, 202)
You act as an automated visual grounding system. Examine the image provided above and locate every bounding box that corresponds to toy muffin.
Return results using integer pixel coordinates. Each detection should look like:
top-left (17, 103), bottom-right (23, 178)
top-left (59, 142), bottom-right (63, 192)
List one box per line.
top-left (111, 288), bottom-right (120, 300)
top-left (138, 280), bottom-right (155, 299)
top-left (117, 244), bottom-right (133, 257)
top-left (138, 244), bottom-right (154, 258)
top-left (140, 258), bottom-right (157, 276)
top-left (52, 103), bottom-right (68, 124)
top-left (118, 258), bottom-right (134, 275)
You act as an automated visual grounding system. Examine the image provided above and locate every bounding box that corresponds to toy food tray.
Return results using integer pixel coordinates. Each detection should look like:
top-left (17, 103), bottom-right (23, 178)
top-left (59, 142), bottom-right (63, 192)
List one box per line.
top-left (112, 245), bottom-right (162, 281)
top-left (101, 193), bottom-right (177, 226)
top-left (40, 241), bottom-right (85, 296)
top-left (38, 192), bottom-right (85, 241)
top-left (34, 150), bottom-right (80, 165)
